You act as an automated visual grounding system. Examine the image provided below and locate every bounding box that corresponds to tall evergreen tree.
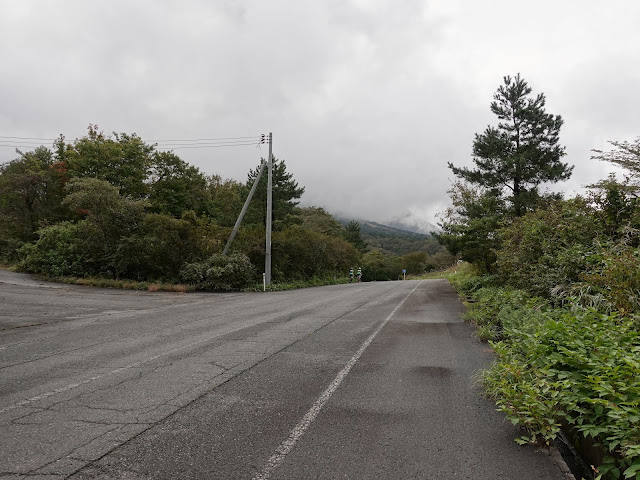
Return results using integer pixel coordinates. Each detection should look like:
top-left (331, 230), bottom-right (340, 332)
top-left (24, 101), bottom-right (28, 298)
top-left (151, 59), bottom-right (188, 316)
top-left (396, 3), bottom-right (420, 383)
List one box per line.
top-left (245, 157), bottom-right (305, 231)
top-left (448, 74), bottom-right (572, 216)
top-left (342, 220), bottom-right (367, 253)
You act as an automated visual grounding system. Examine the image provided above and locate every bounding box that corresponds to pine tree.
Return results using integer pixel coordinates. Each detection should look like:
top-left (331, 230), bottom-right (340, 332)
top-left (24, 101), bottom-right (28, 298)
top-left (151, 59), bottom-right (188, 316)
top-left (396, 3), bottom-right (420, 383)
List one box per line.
top-left (448, 74), bottom-right (572, 216)
top-left (245, 157), bottom-right (305, 230)
top-left (342, 220), bottom-right (367, 253)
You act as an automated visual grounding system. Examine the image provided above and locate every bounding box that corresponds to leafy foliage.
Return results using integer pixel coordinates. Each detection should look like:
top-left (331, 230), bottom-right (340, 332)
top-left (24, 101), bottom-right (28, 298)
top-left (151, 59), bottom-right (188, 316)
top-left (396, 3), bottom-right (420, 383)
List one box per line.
top-left (437, 181), bottom-right (504, 272)
top-left (360, 250), bottom-right (397, 281)
top-left (454, 278), bottom-right (640, 480)
top-left (496, 197), bottom-right (601, 296)
top-left (19, 222), bottom-right (84, 277)
top-left (445, 132), bottom-right (640, 478)
top-left (272, 225), bottom-right (358, 281)
top-left (441, 74), bottom-right (573, 273)
top-left (298, 207), bottom-right (343, 237)
top-left (180, 253), bottom-right (257, 291)
top-left (0, 146), bottom-right (68, 252)
top-left (592, 137), bottom-right (640, 193)
top-left (1, 125), bottom-right (450, 290)
top-left (58, 125), bottom-right (154, 199)
top-left (148, 151), bottom-right (210, 217)
top-left (577, 243), bottom-right (640, 316)
top-left (206, 175), bottom-right (244, 228)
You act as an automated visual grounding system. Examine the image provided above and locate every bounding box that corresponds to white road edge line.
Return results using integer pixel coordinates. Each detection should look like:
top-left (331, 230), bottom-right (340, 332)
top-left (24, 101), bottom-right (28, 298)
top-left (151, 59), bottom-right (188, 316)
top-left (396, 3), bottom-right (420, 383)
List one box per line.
top-left (0, 286), bottom-right (373, 416)
top-left (252, 280), bottom-right (424, 480)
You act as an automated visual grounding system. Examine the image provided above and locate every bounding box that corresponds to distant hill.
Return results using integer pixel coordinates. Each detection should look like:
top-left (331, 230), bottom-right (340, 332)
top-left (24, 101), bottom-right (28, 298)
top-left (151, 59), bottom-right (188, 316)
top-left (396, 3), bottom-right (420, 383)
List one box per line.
top-left (385, 219), bottom-right (440, 235)
top-left (337, 217), bottom-right (445, 256)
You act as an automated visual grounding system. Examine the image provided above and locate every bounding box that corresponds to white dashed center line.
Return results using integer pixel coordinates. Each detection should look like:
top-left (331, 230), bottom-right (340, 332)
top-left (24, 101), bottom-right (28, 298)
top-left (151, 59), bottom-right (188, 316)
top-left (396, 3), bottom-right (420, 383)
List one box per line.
top-left (253, 281), bottom-right (423, 480)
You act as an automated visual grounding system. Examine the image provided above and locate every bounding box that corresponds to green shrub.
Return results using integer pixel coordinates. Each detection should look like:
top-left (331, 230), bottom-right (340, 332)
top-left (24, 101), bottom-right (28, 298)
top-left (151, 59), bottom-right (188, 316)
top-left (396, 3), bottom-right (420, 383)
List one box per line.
top-left (360, 250), bottom-right (402, 281)
top-left (579, 244), bottom-right (640, 316)
top-left (476, 324), bottom-right (500, 342)
top-left (450, 273), bottom-right (499, 294)
top-left (454, 274), bottom-right (640, 478)
top-left (19, 222), bottom-right (84, 277)
top-left (130, 213), bottom-right (200, 280)
top-left (247, 274), bottom-right (350, 292)
top-left (271, 226), bottom-right (358, 281)
top-left (483, 304), bottom-right (640, 480)
top-left (460, 286), bottom-right (538, 340)
top-left (180, 253), bottom-right (257, 291)
top-left (496, 198), bottom-right (601, 297)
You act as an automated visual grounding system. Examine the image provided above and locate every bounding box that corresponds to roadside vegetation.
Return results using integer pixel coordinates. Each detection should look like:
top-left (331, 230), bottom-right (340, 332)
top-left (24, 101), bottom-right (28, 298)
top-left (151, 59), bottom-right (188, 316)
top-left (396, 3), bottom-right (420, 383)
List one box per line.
top-left (0, 125), bottom-right (450, 291)
top-left (438, 74), bottom-right (640, 479)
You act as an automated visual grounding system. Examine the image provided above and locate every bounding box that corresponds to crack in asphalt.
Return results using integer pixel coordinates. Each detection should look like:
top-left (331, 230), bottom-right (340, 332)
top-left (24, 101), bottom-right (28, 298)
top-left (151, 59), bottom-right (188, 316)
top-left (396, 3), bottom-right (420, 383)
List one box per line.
top-left (24, 425), bottom-right (123, 477)
top-left (2, 282), bottom-right (405, 478)
top-left (0, 293), bottom-right (305, 377)
top-left (65, 283), bottom-right (408, 478)
top-left (0, 341), bottom-right (107, 371)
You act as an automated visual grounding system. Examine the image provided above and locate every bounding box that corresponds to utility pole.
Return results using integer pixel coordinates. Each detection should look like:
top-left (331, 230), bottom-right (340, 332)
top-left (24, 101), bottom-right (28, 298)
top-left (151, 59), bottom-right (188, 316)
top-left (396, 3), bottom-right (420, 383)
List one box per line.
top-left (265, 132), bottom-right (273, 286)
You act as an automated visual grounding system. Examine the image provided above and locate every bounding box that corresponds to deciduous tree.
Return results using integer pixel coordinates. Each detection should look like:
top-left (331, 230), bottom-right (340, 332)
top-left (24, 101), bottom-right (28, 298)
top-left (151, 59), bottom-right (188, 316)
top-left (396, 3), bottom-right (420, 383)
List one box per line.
top-left (297, 207), bottom-right (342, 237)
top-left (57, 125), bottom-right (154, 199)
top-left (148, 151), bottom-right (210, 217)
top-left (0, 146), bottom-right (68, 251)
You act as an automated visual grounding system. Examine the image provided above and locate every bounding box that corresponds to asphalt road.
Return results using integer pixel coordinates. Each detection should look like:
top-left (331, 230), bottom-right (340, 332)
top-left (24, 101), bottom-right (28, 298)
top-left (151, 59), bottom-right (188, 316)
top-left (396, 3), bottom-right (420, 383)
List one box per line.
top-left (0, 271), bottom-right (573, 479)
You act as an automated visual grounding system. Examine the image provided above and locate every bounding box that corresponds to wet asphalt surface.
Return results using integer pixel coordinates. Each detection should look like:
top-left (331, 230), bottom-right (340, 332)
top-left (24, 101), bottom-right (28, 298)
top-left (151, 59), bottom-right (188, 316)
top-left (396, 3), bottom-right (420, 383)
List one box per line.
top-left (0, 271), bottom-right (573, 479)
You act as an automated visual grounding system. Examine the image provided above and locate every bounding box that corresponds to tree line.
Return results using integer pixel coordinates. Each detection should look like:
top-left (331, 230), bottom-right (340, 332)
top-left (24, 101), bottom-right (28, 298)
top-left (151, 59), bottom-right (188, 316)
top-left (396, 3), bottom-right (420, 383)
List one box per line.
top-left (438, 73), bottom-right (639, 478)
top-left (438, 74), bottom-right (639, 315)
top-left (0, 125), bottom-right (450, 289)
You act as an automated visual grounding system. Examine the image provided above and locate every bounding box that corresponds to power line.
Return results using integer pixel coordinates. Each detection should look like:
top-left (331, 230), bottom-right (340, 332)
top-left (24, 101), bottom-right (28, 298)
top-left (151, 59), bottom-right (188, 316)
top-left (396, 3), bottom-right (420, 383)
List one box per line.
top-left (150, 135), bottom-right (258, 142)
top-left (0, 141), bottom-right (55, 146)
top-left (156, 143), bottom-right (262, 150)
top-left (0, 134), bottom-right (266, 150)
top-left (154, 139), bottom-right (262, 146)
top-left (0, 134), bottom-right (261, 142)
top-left (0, 135), bottom-right (57, 141)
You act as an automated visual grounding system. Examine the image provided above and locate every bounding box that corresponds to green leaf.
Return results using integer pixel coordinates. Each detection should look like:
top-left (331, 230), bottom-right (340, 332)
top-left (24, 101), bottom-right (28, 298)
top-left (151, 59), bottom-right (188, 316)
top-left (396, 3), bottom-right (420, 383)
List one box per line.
top-left (623, 460), bottom-right (640, 479)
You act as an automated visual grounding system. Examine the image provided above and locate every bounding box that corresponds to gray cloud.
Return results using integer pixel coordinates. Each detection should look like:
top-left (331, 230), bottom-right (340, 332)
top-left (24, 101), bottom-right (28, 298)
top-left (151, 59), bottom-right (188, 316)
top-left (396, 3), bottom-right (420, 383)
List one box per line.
top-left (1, 0), bottom-right (639, 227)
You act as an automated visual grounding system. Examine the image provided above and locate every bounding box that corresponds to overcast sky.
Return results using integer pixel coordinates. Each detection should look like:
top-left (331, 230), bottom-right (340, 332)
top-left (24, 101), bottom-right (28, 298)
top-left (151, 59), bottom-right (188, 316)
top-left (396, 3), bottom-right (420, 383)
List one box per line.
top-left (1, 1), bottom-right (639, 230)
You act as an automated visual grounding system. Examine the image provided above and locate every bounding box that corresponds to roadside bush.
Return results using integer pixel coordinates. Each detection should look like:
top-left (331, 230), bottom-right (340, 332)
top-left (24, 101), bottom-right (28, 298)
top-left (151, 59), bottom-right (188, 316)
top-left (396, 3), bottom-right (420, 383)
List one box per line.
top-left (454, 274), bottom-right (640, 478)
top-left (248, 274), bottom-right (350, 292)
top-left (483, 306), bottom-right (640, 480)
top-left (180, 253), bottom-right (256, 291)
top-left (131, 213), bottom-right (200, 280)
top-left (496, 198), bottom-right (601, 297)
top-left (272, 226), bottom-right (358, 281)
top-left (461, 286), bottom-right (538, 341)
top-left (578, 243), bottom-right (640, 316)
top-left (0, 237), bottom-right (26, 264)
top-left (361, 250), bottom-right (402, 281)
top-left (19, 222), bottom-right (84, 277)
top-left (449, 270), bottom-right (499, 295)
